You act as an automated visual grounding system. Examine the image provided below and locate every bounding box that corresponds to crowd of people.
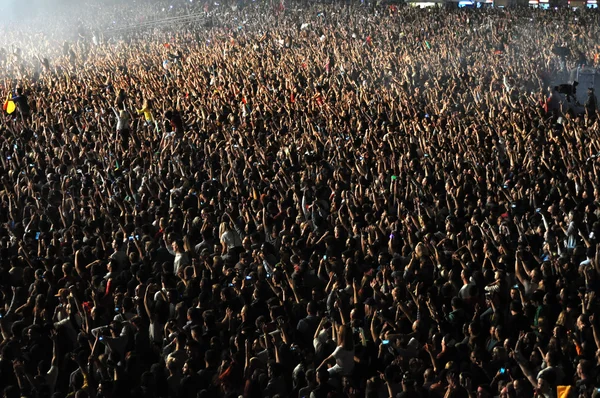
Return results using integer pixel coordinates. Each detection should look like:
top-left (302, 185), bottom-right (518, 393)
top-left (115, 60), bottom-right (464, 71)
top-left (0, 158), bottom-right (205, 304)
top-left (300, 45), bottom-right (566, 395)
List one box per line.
top-left (0, 0), bottom-right (599, 397)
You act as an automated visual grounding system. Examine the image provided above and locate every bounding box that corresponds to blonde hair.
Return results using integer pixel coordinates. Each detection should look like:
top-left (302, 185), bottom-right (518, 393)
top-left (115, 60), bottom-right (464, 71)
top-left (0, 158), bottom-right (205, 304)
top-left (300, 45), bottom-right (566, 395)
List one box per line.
top-left (219, 221), bottom-right (229, 237)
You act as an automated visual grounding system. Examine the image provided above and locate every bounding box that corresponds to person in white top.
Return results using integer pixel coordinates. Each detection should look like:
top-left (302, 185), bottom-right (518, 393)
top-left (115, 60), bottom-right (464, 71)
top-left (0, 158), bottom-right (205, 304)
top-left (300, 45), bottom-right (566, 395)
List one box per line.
top-left (167, 238), bottom-right (190, 277)
top-left (316, 324), bottom-right (355, 377)
top-left (219, 221), bottom-right (242, 254)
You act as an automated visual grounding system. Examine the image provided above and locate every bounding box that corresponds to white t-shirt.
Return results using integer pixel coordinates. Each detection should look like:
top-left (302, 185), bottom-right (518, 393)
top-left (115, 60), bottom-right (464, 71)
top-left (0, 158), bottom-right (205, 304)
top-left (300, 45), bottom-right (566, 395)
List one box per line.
top-left (221, 230), bottom-right (242, 250)
top-left (329, 346), bottom-right (354, 376)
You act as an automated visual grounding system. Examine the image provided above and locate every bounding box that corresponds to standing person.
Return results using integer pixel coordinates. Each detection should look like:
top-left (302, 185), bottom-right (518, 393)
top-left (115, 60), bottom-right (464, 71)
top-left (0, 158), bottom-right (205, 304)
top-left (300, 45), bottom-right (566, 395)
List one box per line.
top-left (164, 97), bottom-right (184, 143)
top-left (219, 221), bottom-right (242, 255)
top-left (137, 98), bottom-right (159, 133)
top-left (316, 325), bottom-right (355, 377)
top-left (544, 87), bottom-right (561, 118)
top-left (585, 88), bottom-right (597, 120)
top-left (168, 238), bottom-right (190, 278)
top-left (112, 106), bottom-right (131, 151)
top-left (11, 87), bottom-right (30, 120)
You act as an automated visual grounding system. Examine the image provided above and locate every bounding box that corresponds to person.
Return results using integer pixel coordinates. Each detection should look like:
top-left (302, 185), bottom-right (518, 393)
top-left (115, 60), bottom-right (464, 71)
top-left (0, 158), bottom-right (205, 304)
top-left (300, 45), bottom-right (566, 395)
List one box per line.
top-left (585, 87), bottom-right (597, 118)
top-left (11, 87), bottom-right (30, 119)
top-left (317, 325), bottom-right (355, 377)
top-left (112, 106), bottom-right (131, 151)
top-left (167, 238), bottom-right (190, 277)
top-left (137, 98), bottom-right (159, 132)
top-left (310, 368), bottom-right (335, 398)
top-left (219, 221), bottom-right (242, 255)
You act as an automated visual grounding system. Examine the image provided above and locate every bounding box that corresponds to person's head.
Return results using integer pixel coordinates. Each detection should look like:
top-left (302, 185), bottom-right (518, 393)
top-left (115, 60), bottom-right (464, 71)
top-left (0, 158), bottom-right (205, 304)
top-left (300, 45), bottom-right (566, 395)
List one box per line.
top-left (182, 359), bottom-right (197, 376)
top-left (577, 359), bottom-right (591, 379)
top-left (316, 367), bottom-right (329, 385)
top-left (492, 346), bottom-right (507, 362)
top-left (536, 374), bottom-right (553, 395)
top-left (306, 301), bottom-right (317, 316)
top-left (305, 369), bottom-right (316, 386)
top-left (172, 239), bottom-right (184, 253)
top-left (577, 314), bottom-right (588, 331)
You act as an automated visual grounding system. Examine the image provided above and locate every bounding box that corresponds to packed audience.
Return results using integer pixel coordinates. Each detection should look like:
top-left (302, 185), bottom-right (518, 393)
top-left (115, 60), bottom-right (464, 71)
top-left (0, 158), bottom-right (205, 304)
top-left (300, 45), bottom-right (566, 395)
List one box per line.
top-left (0, 1), bottom-right (599, 397)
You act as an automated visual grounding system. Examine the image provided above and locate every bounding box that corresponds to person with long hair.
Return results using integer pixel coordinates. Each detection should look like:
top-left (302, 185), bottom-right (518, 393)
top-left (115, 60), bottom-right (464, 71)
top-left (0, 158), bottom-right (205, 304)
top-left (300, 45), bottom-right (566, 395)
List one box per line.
top-left (137, 97), bottom-right (160, 133)
top-left (219, 221), bottom-right (242, 255)
top-left (316, 324), bottom-right (355, 377)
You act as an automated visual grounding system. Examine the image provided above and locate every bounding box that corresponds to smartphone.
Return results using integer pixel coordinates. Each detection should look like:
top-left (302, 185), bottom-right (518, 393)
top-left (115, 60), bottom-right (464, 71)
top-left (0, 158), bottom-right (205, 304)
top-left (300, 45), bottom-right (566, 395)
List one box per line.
top-left (6, 156), bottom-right (11, 160)
top-left (503, 184), bottom-right (508, 189)
top-left (245, 275), bottom-right (252, 280)
top-left (535, 208), bottom-right (541, 213)
top-left (135, 235), bottom-right (139, 240)
top-left (500, 368), bottom-right (506, 374)
top-left (511, 203), bottom-right (517, 208)
top-left (99, 336), bottom-right (104, 341)
top-left (266, 273), bottom-right (271, 278)
top-left (35, 232), bottom-right (40, 240)
top-left (115, 307), bottom-right (120, 312)
top-left (228, 283), bottom-right (234, 287)
top-left (128, 236), bottom-right (134, 241)
top-left (323, 255), bottom-right (327, 260)
top-left (382, 340), bottom-right (390, 345)
top-left (513, 284), bottom-right (519, 289)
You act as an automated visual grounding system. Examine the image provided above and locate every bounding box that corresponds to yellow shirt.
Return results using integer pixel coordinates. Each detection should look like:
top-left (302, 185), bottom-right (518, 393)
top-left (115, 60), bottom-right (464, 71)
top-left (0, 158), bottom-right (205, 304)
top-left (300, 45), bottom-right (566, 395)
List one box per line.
top-left (137, 107), bottom-right (154, 122)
